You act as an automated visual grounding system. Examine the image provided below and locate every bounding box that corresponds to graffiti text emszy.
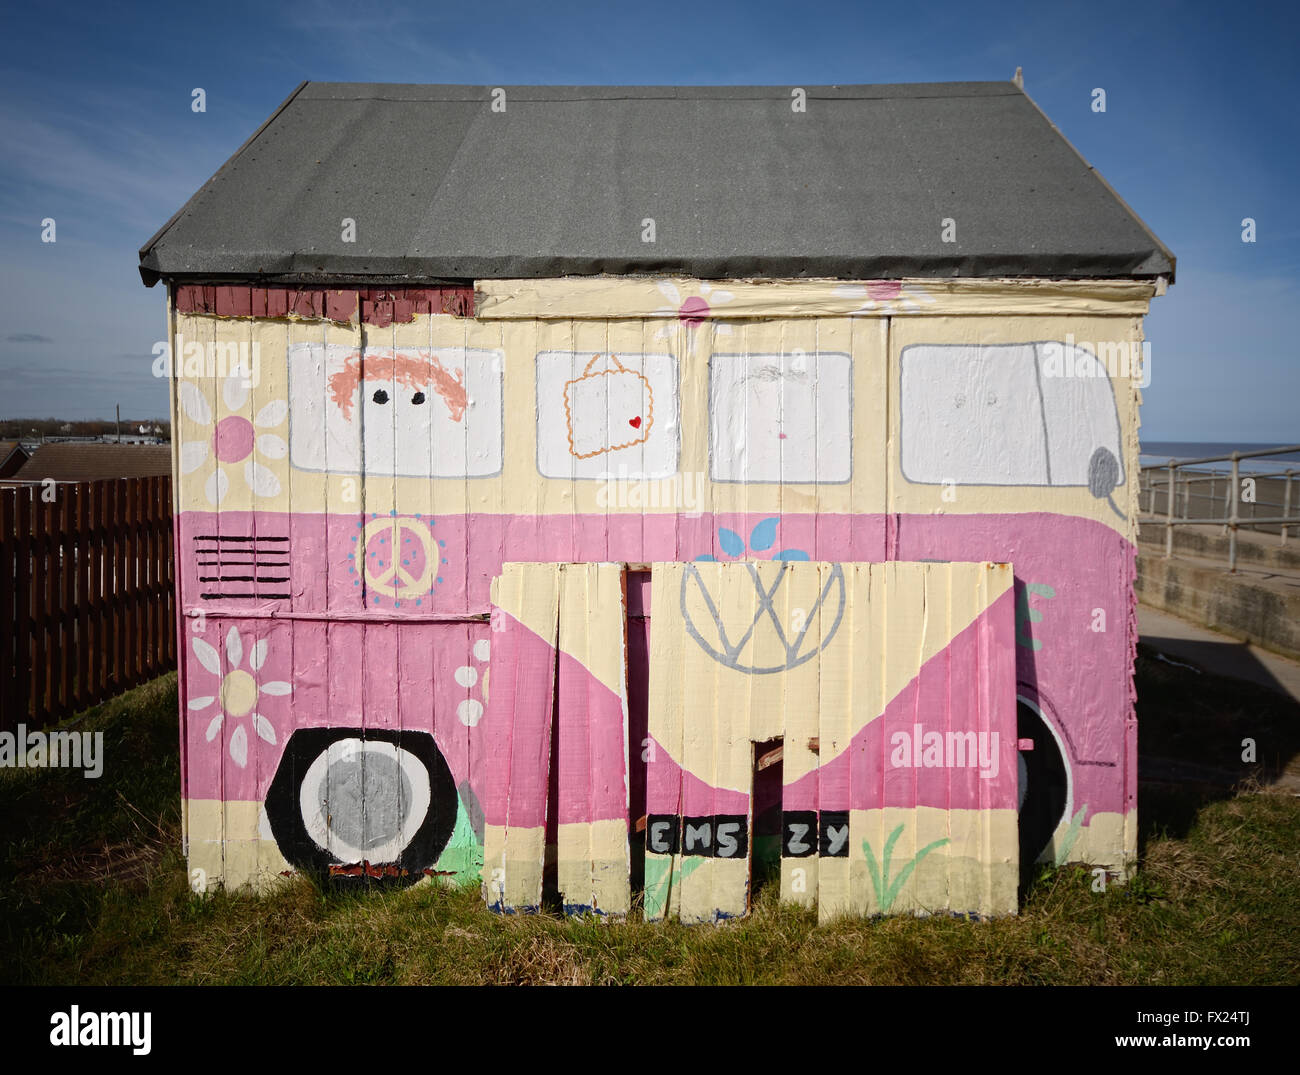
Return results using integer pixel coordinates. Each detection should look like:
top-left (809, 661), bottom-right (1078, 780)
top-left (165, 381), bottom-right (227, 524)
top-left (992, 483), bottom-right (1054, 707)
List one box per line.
top-left (889, 723), bottom-right (1000, 779)
top-left (646, 814), bottom-right (749, 858)
top-left (782, 811), bottom-right (850, 857)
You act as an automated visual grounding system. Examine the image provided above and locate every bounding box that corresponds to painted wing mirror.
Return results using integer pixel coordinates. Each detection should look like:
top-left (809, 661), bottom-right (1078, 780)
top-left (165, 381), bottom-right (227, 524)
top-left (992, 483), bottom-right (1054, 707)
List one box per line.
top-left (1088, 446), bottom-right (1124, 521)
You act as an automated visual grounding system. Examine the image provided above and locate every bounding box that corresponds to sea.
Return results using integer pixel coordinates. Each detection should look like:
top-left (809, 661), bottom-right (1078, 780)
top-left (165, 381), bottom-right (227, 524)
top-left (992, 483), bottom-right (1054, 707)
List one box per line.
top-left (1140, 441), bottom-right (1300, 472)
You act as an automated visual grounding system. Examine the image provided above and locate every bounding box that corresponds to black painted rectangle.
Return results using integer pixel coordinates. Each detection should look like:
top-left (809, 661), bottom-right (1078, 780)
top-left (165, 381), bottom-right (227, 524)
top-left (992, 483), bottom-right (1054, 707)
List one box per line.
top-left (819, 810), bottom-right (851, 858)
top-left (782, 810), bottom-right (818, 857)
top-left (645, 814), bottom-right (680, 856)
top-left (681, 815), bottom-right (748, 858)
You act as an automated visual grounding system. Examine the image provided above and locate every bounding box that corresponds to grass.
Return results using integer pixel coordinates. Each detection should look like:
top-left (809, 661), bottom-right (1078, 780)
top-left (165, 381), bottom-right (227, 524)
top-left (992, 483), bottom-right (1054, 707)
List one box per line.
top-left (1, 651), bottom-right (1298, 986)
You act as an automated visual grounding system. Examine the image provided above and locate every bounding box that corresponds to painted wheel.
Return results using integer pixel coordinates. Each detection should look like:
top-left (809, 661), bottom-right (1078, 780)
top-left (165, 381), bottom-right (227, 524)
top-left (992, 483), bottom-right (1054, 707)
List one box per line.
top-left (1016, 697), bottom-right (1069, 880)
top-left (265, 728), bottom-right (457, 883)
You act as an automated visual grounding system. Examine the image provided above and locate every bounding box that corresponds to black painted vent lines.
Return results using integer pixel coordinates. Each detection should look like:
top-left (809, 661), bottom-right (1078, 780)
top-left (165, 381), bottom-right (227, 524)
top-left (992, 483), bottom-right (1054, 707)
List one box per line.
top-left (194, 534), bottom-right (291, 601)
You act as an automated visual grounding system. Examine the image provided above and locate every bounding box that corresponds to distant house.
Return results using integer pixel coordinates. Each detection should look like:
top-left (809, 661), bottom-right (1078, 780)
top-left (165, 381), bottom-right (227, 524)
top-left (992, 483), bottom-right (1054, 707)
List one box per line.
top-left (0, 441), bottom-right (30, 479)
top-left (102, 425), bottom-right (168, 446)
top-left (12, 443), bottom-right (172, 483)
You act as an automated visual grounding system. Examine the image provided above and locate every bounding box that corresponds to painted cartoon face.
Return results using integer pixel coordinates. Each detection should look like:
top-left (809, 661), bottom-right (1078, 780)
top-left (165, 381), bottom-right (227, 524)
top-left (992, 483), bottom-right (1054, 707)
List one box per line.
top-left (899, 342), bottom-right (1123, 489)
top-left (287, 344), bottom-right (503, 477)
top-left (901, 343), bottom-right (1047, 486)
top-left (359, 372), bottom-right (445, 477)
top-left (709, 352), bottom-right (852, 483)
top-left (737, 362), bottom-right (818, 472)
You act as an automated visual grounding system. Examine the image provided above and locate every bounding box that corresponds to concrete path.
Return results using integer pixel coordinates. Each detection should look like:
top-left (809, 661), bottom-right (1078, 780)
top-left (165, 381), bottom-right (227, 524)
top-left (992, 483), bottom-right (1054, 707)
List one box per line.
top-left (1138, 602), bottom-right (1300, 703)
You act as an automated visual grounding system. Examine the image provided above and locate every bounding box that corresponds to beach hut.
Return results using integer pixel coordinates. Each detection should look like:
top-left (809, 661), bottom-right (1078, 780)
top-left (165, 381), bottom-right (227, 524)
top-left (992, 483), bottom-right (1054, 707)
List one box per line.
top-left (139, 79), bottom-right (1173, 921)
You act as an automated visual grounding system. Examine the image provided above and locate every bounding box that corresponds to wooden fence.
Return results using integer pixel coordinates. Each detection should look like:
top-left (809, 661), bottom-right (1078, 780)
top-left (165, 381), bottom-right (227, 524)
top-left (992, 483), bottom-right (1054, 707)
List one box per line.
top-left (0, 477), bottom-right (175, 731)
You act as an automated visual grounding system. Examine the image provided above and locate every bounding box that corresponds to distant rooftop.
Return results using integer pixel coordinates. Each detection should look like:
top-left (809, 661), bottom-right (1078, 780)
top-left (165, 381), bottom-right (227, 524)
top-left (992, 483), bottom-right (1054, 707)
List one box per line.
top-left (139, 80), bottom-right (1174, 287)
top-left (0, 440), bottom-right (28, 479)
top-left (14, 443), bottom-right (172, 483)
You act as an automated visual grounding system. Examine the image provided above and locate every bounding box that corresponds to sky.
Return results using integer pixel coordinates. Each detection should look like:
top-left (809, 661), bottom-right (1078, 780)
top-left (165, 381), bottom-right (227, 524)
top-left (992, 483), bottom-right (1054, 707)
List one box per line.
top-left (0, 0), bottom-right (1296, 442)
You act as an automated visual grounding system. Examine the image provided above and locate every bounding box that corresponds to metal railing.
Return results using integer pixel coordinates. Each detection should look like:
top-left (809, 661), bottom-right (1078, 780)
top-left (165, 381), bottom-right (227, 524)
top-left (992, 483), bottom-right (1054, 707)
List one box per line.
top-left (1139, 445), bottom-right (1300, 572)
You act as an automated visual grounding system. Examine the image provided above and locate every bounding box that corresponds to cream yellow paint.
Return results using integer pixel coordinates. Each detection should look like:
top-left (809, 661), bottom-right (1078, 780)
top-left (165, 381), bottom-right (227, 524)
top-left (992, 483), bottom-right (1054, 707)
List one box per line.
top-left (474, 277), bottom-right (1155, 320)
top-left (171, 283), bottom-right (1142, 534)
top-left (185, 798), bottom-right (292, 893)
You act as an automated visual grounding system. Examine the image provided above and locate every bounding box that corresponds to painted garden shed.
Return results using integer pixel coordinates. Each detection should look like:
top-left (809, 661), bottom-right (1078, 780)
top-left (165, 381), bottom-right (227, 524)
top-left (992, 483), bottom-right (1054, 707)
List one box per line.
top-left (140, 80), bottom-right (1173, 922)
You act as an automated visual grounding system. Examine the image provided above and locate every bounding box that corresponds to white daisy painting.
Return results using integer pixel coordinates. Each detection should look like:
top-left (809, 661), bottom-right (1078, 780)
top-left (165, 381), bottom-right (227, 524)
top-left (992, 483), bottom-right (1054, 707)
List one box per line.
top-left (833, 280), bottom-right (935, 314)
top-left (187, 627), bottom-right (291, 768)
top-left (178, 372), bottom-right (289, 508)
top-left (651, 280), bottom-right (736, 341)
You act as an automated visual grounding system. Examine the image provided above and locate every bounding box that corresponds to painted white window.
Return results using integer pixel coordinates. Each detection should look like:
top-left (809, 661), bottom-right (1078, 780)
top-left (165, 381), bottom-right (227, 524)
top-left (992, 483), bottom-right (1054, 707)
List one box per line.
top-left (899, 342), bottom-right (1124, 489)
top-left (535, 351), bottom-right (679, 479)
top-left (1036, 344), bottom-right (1126, 488)
top-left (709, 352), bottom-right (852, 484)
top-left (288, 343), bottom-right (503, 478)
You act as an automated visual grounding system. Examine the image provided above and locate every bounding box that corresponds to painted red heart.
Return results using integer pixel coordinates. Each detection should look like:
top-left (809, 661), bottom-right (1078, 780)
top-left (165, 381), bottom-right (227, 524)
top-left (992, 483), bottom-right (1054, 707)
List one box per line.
top-left (628, 416), bottom-right (642, 429)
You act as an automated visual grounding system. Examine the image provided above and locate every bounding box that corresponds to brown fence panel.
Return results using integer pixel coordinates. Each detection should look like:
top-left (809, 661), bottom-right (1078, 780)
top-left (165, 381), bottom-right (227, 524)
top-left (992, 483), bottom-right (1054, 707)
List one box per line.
top-left (0, 489), bottom-right (14, 720)
top-left (13, 488), bottom-right (32, 724)
top-left (163, 478), bottom-right (175, 664)
top-left (31, 491), bottom-right (48, 722)
top-left (0, 476), bottom-right (177, 731)
top-left (75, 482), bottom-right (91, 713)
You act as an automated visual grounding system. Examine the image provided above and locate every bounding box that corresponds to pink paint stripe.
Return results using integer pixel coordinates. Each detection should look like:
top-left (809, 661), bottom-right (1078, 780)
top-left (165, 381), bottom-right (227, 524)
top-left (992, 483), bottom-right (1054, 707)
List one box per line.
top-left (555, 642), bottom-right (593, 830)
top-left (556, 649), bottom-right (628, 825)
top-left (646, 735), bottom-right (750, 816)
top-left (175, 508), bottom-right (1134, 815)
top-left (480, 610), bottom-right (556, 829)
top-left (786, 588), bottom-right (1019, 811)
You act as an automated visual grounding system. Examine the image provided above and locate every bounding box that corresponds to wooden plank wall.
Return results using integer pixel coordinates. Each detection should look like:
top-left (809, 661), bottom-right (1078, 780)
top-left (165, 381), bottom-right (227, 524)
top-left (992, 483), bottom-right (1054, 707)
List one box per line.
top-left (483, 562), bottom-right (631, 915)
top-left (646, 560), bottom-right (1019, 923)
top-left (0, 477), bottom-right (175, 730)
top-left (553, 563), bottom-right (632, 916)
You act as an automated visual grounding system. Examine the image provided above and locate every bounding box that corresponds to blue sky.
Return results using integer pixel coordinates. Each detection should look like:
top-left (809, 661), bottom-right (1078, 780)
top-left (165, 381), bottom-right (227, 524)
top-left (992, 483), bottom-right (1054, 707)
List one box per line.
top-left (0, 0), bottom-right (1296, 441)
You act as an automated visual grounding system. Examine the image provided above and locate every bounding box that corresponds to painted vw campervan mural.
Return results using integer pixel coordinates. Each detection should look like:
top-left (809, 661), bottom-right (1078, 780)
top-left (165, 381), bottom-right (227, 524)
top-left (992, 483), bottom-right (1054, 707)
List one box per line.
top-left (171, 276), bottom-right (1149, 922)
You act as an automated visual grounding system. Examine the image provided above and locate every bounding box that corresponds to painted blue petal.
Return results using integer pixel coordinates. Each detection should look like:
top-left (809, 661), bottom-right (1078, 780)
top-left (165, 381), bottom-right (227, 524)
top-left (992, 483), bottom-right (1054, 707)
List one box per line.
top-left (694, 554), bottom-right (718, 562)
top-left (749, 517), bottom-right (779, 552)
top-left (774, 549), bottom-right (810, 561)
top-left (718, 528), bottom-right (746, 557)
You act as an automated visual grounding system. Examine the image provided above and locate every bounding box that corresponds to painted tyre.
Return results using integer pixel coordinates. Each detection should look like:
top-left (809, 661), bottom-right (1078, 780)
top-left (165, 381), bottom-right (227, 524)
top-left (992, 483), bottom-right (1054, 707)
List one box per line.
top-left (265, 728), bottom-right (458, 882)
top-left (1016, 698), bottom-right (1069, 880)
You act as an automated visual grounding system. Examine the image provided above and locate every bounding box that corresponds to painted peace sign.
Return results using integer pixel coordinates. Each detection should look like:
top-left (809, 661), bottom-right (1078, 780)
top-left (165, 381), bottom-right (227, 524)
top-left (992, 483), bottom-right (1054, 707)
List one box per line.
top-left (356, 516), bottom-right (437, 600)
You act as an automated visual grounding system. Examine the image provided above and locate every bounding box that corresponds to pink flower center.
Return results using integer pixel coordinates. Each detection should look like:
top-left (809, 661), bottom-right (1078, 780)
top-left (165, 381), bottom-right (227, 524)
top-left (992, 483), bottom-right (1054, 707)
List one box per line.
top-left (213, 415), bottom-right (255, 463)
top-left (678, 296), bottom-right (710, 325)
top-left (867, 281), bottom-right (903, 302)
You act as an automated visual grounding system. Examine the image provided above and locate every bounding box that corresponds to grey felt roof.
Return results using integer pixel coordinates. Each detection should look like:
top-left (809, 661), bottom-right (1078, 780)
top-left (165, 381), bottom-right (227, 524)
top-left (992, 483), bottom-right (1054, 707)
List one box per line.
top-left (138, 81), bottom-right (1174, 286)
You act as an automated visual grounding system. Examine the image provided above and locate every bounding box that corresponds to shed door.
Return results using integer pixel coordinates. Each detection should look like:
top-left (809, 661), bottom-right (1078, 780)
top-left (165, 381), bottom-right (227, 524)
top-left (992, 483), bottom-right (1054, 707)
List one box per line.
top-left (480, 562), bottom-right (631, 916)
top-left (644, 560), bottom-right (1020, 923)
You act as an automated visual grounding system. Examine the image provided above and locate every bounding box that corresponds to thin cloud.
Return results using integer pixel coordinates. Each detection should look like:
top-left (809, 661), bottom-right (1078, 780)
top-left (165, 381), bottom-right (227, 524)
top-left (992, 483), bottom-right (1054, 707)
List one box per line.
top-left (0, 103), bottom-right (255, 239)
top-left (5, 332), bottom-right (53, 343)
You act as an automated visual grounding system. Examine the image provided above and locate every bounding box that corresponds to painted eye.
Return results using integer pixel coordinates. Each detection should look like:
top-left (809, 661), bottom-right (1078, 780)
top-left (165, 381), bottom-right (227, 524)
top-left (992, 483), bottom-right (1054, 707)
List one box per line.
top-left (372, 389), bottom-right (389, 404)
top-left (411, 391), bottom-right (426, 405)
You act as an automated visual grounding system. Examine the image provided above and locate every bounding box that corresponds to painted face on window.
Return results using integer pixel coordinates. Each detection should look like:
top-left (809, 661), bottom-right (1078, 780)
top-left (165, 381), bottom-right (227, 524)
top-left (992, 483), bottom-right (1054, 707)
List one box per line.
top-left (899, 342), bottom-right (1124, 491)
top-left (709, 352), bottom-right (852, 484)
top-left (359, 374), bottom-right (447, 476)
top-left (287, 344), bottom-right (503, 478)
